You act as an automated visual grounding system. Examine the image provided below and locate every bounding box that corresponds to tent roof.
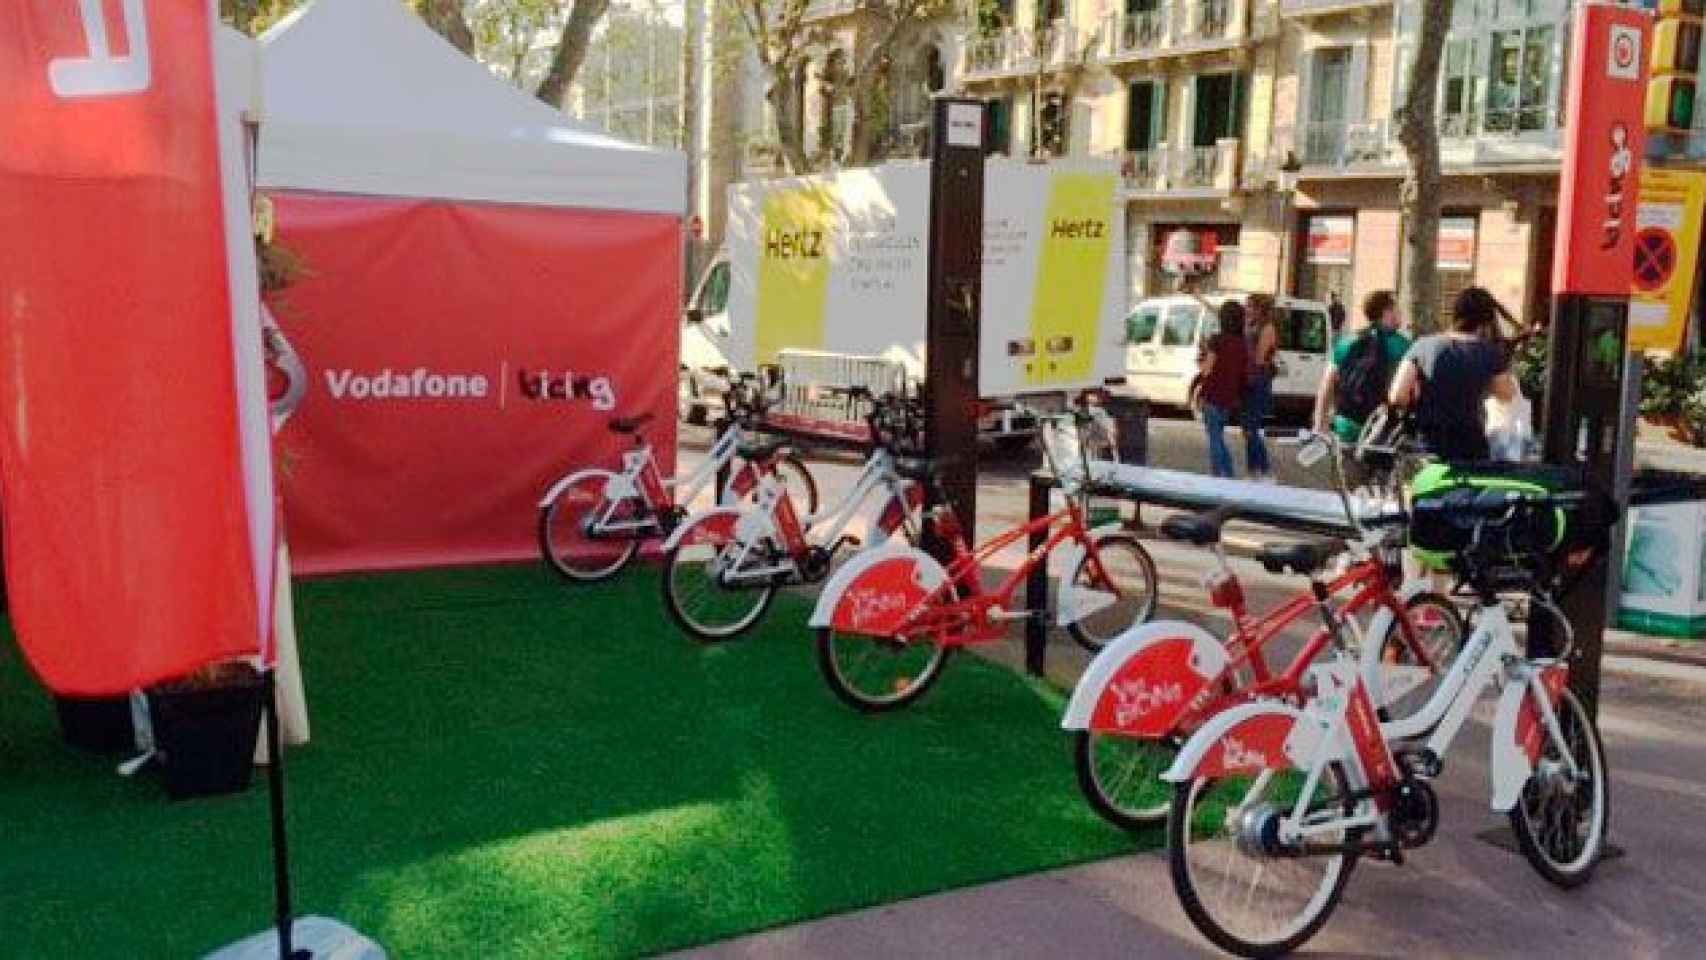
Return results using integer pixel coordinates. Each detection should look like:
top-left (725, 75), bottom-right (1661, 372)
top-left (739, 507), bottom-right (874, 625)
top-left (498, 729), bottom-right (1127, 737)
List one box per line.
top-left (256, 0), bottom-right (683, 216)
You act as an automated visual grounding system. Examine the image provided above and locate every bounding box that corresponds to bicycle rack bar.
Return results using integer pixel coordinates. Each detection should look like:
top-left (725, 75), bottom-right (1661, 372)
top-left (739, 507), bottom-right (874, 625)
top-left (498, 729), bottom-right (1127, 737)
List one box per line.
top-left (1025, 472), bottom-right (1052, 676)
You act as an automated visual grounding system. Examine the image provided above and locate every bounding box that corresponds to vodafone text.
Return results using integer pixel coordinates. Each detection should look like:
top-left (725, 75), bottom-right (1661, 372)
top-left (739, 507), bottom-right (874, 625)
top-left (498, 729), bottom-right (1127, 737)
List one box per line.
top-left (326, 368), bottom-right (490, 401)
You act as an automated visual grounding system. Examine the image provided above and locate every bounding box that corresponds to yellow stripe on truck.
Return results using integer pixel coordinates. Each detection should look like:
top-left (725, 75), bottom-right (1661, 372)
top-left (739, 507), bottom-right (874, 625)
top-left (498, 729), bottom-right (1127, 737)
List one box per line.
top-left (756, 185), bottom-right (836, 366)
top-left (1028, 172), bottom-right (1116, 387)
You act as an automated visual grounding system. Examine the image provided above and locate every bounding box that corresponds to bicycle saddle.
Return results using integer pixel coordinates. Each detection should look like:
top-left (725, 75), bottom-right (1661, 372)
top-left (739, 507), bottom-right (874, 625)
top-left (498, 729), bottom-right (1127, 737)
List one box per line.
top-left (892, 456), bottom-right (940, 483)
top-left (607, 413), bottom-right (655, 435)
top-left (1161, 507), bottom-right (1235, 547)
top-left (737, 438), bottom-right (788, 462)
top-left (1258, 540), bottom-right (1342, 577)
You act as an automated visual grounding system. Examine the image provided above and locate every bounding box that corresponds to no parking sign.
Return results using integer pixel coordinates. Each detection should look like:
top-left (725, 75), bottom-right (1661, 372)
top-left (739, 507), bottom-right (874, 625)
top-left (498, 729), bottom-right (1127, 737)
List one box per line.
top-left (1630, 167), bottom-right (1706, 354)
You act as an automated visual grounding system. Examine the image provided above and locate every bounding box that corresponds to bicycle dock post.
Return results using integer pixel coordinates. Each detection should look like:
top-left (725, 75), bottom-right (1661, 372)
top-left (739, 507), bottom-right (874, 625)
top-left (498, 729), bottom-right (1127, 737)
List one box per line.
top-left (1025, 472), bottom-right (1051, 676)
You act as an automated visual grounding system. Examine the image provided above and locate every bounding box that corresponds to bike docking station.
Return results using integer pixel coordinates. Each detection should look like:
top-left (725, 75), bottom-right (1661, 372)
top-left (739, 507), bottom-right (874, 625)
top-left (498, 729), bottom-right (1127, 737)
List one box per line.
top-left (1531, 2), bottom-right (1706, 717)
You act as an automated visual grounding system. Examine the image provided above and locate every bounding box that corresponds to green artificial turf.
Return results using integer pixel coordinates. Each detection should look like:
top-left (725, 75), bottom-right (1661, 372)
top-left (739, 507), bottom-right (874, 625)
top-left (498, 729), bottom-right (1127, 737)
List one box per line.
top-left (0, 566), bottom-right (1154, 959)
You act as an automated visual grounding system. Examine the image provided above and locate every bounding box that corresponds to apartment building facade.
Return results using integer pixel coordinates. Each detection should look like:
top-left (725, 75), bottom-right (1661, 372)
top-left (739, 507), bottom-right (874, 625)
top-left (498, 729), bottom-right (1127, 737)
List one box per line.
top-left (695, 0), bottom-right (1706, 331)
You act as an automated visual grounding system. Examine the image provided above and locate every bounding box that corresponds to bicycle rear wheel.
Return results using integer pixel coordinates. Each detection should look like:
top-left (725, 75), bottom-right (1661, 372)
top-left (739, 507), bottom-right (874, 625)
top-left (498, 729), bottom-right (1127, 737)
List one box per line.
top-left (1066, 533), bottom-right (1160, 652)
top-left (816, 627), bottom-right (951, 713)
top-left (1073, 730), bottom-right (1178, 831)
top-left (539, 470), bottom-right (642, 583)
top-left (1168, 764), bottom-right (1360, 959)
top-left (661, 518), bottom-right (778, 642)
top-left (1510, 686), bottom-right (1609, 888)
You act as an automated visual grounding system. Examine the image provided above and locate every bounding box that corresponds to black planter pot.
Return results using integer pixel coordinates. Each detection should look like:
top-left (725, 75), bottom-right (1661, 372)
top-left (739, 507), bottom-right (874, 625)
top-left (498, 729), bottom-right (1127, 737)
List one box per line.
top-left (148, 677), bottom-right (265, 801)
top-left (55, 695), bottom-right (136, 754)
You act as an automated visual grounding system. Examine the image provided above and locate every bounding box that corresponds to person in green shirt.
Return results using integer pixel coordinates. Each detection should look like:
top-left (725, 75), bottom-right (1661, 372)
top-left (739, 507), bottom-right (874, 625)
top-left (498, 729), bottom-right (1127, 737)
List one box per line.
top-left (1312, 290), bottom-right (1412, 445)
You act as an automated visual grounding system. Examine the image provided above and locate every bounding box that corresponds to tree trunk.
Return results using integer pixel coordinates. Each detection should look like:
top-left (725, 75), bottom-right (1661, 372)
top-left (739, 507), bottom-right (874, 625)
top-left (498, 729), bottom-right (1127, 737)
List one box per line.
top-left (1396, 0), bottom-right (1454, 334)
top-left (768, 73), bottom-right (815, 174)
top-left (537, 0), bottom-right (613, 111)
top-left (419, 0), bottom-right (475, 56)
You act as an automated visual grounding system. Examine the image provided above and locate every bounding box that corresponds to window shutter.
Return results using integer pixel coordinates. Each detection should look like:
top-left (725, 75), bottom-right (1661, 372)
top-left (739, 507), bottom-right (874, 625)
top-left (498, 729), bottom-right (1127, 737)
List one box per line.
top-left (1347, 43), bottom-right (1370, 123)
top-left (1151, 79), bottom-right (1168, 148)
top-left (1296, 49), bottom-right (1315, 150)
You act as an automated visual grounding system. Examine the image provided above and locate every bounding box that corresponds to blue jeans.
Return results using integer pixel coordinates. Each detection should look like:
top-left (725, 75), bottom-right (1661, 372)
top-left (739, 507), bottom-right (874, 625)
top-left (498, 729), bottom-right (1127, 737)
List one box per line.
top-left (1202, 403), bottom-right (1237, 478)
top-left (1242, 376), bottom-right (1274, 476)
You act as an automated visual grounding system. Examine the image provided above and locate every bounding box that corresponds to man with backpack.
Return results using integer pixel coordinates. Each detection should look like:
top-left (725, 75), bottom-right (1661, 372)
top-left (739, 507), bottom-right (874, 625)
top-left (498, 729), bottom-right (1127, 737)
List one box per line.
top-left (1313, 290), bottom-right (1410, 445)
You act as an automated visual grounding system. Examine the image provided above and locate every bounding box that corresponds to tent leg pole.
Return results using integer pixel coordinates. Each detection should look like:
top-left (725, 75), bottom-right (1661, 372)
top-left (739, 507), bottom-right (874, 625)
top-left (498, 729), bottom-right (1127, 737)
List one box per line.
top-left (263, 671), bottom-right (303, 959)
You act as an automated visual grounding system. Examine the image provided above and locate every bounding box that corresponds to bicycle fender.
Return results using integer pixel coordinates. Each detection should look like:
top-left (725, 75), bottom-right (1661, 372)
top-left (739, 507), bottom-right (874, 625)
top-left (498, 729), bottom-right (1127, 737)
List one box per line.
top-left (808, 544), bottom-right (947, 635)
top-left (1054, 523), bottom-right (1130, 628)
top-left (659, 506), bottom-right (752, 553)
top-left (1489, 663), bottom-right (1569, 813)
top-left (1359, 577), bottom-right (1442, 710)
top-left (1162, 702), bottom-right (1326, 784)
top-left (1059, 621), bottom-right (1228, 734)
top-left (538, 468), bottom-right (624, 510)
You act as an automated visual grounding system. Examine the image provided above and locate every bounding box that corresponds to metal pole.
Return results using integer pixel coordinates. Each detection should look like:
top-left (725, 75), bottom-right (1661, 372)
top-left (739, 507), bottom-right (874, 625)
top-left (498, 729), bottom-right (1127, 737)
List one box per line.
top-left (263, 671), bottom-right (307, 959)
top-left (1025, 473), bottom-right (1051, 676)
top-left (924, 98), bottom-right (986, 531)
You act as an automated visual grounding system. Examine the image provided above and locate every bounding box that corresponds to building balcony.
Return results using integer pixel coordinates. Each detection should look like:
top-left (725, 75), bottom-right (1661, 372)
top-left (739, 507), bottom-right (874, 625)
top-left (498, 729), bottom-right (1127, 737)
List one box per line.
top-left (1115, 139), bottom-right (1242, 197)
top-left (1279, 0), bottom-right (1391, 19)
top-left (960, 21), bottom-right (1084, 82)
top-left (1266, 112), bottom-right (1563, 181)
top-left (1298, 119), bottom-right (1396, 169)
top-left (1099, 0), bottom-right (1251, 68)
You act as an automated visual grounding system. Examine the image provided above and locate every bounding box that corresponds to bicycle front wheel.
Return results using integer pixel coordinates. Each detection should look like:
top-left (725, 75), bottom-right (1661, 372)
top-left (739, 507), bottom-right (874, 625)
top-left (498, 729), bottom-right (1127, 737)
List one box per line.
top-left (1375, 592), bottom-right (1467, 727)
top-left (538, 470), bottom-right (642, 583)
top-left (661, 519), bottom-right (777, 642)
top-left (1066, 532), bottom-right (1160, 652)
top-left (1510, 685), bottom-right (1609, 888)
top-left (1169, 763), bottom-right (1360, 959)
top-left (1074, 730), bottom-right (1178, 831)
top-left (816, 627), bottom-right (951, 713)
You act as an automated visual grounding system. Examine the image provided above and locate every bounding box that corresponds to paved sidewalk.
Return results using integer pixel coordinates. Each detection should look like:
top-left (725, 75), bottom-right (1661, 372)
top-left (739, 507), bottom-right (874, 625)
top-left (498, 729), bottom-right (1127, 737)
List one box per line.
top-left (670, 662), bottom-right (1706, 960)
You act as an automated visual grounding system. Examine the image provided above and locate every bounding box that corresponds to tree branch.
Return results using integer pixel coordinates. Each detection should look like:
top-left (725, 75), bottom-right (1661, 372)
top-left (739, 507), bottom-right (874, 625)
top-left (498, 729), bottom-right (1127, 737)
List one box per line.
top-left (537, 0), bottom-right (614, 110)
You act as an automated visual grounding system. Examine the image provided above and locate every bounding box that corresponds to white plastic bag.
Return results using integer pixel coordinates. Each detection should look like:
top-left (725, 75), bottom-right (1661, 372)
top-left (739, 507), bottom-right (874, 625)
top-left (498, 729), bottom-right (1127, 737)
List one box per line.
top-left (1485, 385), bottom-right (1534, 462)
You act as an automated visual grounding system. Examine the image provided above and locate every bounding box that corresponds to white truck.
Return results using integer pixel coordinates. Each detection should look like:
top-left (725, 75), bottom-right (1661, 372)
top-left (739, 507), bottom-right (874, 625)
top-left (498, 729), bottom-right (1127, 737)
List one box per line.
top-left (680, 160), bottom-right (1129, 451)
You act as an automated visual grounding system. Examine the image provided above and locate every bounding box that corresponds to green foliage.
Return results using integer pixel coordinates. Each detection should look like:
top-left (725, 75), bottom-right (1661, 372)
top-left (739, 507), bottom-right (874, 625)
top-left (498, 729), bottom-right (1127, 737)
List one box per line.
top-left (1512, 333), bottom-right (1550, 409)
top-left (1639, 353), bottom-right (1706, 420)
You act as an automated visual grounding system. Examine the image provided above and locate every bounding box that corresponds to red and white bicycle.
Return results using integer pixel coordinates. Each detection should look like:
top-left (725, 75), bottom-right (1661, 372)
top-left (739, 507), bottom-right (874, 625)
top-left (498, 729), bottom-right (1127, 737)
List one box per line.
top-left (537, 375), bottom-right (817, 583)
top-left (806, 394), bottom-right (1160, 712)
top-left (659, 389), bottom-right (927, 642)
top-left (1164, 487), bottom-right (1611, 958)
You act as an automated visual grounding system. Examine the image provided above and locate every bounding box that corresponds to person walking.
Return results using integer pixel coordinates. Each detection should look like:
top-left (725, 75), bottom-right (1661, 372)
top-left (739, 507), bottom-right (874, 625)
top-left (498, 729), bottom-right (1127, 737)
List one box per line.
top-left (1197, 300), bottom-right (1248, 479)
top-left (1242, 294), bottom-right (1278, 482)
top-left (1327, 290), bottom-right (1347, 339)
top-left (1313, 290), bottom-right (1411, 446)
top-left (1387, 286), bottom-right (1519, 462)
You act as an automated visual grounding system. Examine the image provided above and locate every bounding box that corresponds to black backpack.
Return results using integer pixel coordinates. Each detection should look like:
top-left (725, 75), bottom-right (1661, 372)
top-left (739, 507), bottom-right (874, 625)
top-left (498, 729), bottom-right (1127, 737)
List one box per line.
top-left (1335, 330), bottom-right (1394, 423)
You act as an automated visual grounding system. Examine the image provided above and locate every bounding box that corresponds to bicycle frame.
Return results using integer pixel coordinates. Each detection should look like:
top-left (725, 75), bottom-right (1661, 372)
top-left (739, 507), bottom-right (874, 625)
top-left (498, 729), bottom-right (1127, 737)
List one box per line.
top-left (1180, 559), bottom-right (1420, 731)
top-left (710, 446), bottom-right (916, 584)
top-left (893, 497), bottom-right (1102, 647)
top-left (1168, 600), bottom-right (1579, 844)
top-left (571, 420), bottom-right (753, 540)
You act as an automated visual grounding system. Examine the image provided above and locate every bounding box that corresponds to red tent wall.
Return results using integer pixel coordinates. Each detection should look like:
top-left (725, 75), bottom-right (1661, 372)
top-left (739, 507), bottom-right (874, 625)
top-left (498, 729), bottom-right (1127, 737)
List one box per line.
top-left (271, 192), bottom-right (680, 575)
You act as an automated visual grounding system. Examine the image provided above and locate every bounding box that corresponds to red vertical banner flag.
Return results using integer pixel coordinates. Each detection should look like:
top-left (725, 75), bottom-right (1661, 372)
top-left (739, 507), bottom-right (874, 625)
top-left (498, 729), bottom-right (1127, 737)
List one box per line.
top-left (1554, 2), bottom-right (1653, 298)
top-left (0, 2), bottom-right (275, 696)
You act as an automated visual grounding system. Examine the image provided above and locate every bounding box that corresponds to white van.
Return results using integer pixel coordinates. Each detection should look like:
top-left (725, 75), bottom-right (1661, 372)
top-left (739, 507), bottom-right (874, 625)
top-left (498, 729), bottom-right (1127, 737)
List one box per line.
top-left (679, 256), bottom-right (734, 424)
top-left (1118, 293), bottom-right (1331, 415)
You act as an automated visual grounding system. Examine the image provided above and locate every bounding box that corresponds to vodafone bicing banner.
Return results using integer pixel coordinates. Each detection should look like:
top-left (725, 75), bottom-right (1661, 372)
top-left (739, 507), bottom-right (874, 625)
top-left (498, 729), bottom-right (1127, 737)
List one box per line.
top-left (270, 194), bottom-right (679, 574)
top-left (0, 1), bottom-right (275, 694)
top-left (724, 160), bottom-right (1126, 399)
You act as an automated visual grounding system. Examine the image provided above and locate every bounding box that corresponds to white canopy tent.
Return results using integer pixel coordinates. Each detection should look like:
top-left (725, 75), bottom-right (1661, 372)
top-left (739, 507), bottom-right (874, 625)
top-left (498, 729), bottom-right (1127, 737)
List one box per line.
top-left (256, 0), bottom-right (685, 214)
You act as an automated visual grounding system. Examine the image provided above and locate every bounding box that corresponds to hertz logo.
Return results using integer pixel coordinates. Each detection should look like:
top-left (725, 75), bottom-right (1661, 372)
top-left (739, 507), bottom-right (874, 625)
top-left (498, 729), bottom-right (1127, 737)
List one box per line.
top-left (1050, 218), bottom-right (1107, 240)
top-left (764, 228), bottom-right (826, 260)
